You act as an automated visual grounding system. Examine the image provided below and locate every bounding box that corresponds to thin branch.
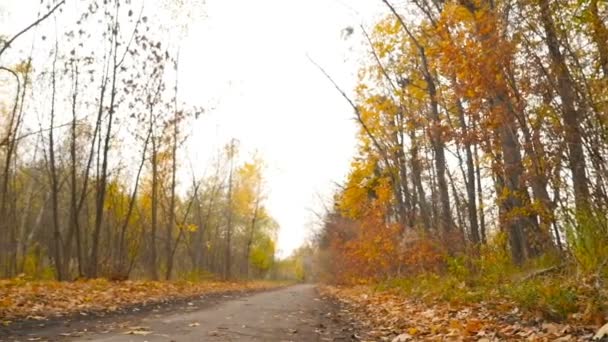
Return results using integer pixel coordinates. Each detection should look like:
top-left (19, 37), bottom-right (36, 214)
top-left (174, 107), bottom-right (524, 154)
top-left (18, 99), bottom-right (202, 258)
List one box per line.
top-left (0, 0), bottom-right (66, 58)
top-left (360, 25), bottom-right (400, 94)
top-left (306, 54), bottom-right (387, 158)
top-left (1, 121), bottom-right (85, 147)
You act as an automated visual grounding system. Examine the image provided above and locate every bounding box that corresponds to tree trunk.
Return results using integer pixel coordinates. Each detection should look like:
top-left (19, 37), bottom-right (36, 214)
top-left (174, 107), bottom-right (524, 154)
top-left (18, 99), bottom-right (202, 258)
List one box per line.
top-left (244, 189), bottom-right (261, 278)
top-left (89, 8), bottom-right (120, 278)
top-left (224, 141), bottom-right (236, 280)
top-left (150, 137), bottom-right (159, 280)
top-left (589, 0), bottom-right (608, 77)
top-left (49, 44), bottom-right (64, 281)
top-left (538, 0), bottom-right (591, 216)
top-left (410, 132), bottom-right (432, 231)
top-left (455, 98), bottom-right (480, 244)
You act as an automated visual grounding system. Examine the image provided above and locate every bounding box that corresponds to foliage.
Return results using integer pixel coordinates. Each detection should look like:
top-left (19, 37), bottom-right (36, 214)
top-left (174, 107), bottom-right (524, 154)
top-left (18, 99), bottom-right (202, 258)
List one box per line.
top-left (314, 0), bottom-right (608, 332)
top-left (566, 213), bottom-right (608, 276)
top-left (272, 246), bottom-right (315, 282)
top-left (371, 236), bottom-right (607, 324)
top-left (250, 235), bottom-right (275, 274)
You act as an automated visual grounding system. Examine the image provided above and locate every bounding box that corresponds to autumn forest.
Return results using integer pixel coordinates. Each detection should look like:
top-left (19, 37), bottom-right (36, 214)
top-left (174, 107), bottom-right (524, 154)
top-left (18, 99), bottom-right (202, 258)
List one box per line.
top-left (319, 0), bottom-right (608, 281)
top-left (313, 0), bottom-right (608, 337)
top-left (2, 0), bottom-right (608, 340)
top-left (0, 0), bottom-right (288, 283)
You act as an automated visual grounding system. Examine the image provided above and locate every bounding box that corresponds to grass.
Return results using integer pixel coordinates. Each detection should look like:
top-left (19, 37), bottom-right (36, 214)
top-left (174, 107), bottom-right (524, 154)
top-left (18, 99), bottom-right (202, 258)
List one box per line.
top-left (374, 242), bottom-right (607, 323)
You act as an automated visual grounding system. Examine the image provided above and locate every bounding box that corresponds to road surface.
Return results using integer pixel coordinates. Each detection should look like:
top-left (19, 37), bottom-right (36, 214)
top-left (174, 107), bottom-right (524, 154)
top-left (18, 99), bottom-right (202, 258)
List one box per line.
top-left (2, 284), bottom-right (356, 342)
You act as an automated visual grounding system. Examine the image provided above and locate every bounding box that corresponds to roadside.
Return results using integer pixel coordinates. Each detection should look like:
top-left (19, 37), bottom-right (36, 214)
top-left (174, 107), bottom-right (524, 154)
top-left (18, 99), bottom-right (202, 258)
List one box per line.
top-left (0, 279), bottom-right (284, 339)
top-left (2, 284), bottom-right (359, 341)
top-left (321, 285), bottom-right (599, 341)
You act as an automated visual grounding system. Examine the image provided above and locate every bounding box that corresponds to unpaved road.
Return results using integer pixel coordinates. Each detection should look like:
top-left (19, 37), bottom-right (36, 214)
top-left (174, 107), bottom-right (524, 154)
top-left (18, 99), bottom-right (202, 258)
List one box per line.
top-left (2, 285), bottom-right (356, 342)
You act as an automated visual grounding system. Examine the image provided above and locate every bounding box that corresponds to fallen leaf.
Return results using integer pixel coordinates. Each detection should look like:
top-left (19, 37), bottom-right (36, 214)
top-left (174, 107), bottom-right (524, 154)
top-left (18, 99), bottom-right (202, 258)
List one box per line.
top-left (594, 323), bottom-right (608, 340)
top-left (392, 333), bottom-right (412, 342)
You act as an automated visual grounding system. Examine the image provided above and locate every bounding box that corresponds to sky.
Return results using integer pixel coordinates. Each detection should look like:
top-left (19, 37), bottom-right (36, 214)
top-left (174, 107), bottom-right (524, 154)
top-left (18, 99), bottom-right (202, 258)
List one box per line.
top-left (1, 0), bottom-right (386, 257)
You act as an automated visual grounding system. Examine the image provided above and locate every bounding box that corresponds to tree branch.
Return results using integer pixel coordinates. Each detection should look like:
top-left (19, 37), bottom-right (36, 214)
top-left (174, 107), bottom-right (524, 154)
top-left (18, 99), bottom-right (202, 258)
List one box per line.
top-left (0, 0), bottom-right (66, 59)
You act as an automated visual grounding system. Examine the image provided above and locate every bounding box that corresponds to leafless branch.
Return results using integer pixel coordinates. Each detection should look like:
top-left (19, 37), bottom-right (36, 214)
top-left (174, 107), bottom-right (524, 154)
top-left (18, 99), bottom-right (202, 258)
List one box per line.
top-left (0, 0), bottom-right (66, 58)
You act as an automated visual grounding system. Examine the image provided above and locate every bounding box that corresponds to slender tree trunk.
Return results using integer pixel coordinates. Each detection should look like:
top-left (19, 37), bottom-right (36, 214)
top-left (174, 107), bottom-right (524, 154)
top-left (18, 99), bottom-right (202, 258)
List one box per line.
top-left (48, 42), bottom-right (64, 281)
top-left (89, 6), bottom-right (120, 278)
top-left (65, 62), bottom-right (83, 277)
top-left (150, 137), bottom-right (159, 280)
top-left (224, 140), bottom-right (236, 280)
top-left (115, 120), bottom-right (151, 277)
top-left (589, 0), bottom-right (608, 77)
top-left (474, 142), bottom-right (486, 243)
top-left (495, 101), bottom-right (528, 264)
top-left (0, 67), bottom-right (20, 277)
top-left (165, 128), bottom-right (177, 280)
top-left (538, 0), bottom-right (591, 216)
top-left (455, 99), bottom-right (480, 244)
top-left (427, 76), bottom-right (453, 234)
top-left (410, 132), bottom-right (432, 230)
top-left (165, 54), bottom-right (181, 280)
top-left (244, 188), bottom-right (261, 278)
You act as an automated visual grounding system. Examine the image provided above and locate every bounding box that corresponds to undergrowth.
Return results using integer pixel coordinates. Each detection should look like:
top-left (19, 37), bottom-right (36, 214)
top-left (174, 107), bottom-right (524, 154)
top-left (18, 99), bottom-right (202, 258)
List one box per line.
top-left (375, 231), bottom-right (608, 323)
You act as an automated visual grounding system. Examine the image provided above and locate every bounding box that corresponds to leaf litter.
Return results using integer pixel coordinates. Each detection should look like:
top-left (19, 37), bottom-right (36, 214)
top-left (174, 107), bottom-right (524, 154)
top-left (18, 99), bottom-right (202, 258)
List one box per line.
top-left (0, 279), bottom-right (283, 324)
top-left (320, 286), bottom-right (600, 341)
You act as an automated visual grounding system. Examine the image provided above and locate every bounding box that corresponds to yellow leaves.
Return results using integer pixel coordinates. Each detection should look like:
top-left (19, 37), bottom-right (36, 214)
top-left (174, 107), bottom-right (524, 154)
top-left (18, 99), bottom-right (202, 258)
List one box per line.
top-left (233, 158), bottom-right (265, 218)
top-left (374, 16), bottom-right (402, 39)
top-left (250, 236), bottom-right (275, 272)
top-left (13, 60), bottom-right (32, 76)
top-left (337, 157), bottom-right (380, 219)
top-left (406, 327), bottom-right (419, 336)
top-left (406, 78), bottom-right (429, 101)
top-left (179, 223), bottom-right (198, 232)
top-left (363, 95), bottom-right (399, 117)
top-left (374, 177), bottom-right (393, 205)
top-left (442, 2), bottom-right (474, 23)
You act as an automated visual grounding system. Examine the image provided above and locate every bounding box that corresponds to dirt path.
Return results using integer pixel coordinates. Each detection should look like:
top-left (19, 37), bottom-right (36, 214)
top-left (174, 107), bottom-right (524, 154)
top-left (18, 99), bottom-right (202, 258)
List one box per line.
top-left (2, 285), bottom-right (357, 342)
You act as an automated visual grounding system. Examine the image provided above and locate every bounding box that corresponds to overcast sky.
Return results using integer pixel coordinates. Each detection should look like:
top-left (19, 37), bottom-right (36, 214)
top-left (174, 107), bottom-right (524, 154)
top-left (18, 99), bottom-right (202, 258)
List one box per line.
top-left (1, 0), bottom-right (386, 257)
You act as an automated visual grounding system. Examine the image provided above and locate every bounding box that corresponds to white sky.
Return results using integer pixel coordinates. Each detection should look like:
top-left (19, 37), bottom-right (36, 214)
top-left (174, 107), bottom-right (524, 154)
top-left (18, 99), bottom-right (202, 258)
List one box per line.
top-left (1, 0), bottom-right (386, 257)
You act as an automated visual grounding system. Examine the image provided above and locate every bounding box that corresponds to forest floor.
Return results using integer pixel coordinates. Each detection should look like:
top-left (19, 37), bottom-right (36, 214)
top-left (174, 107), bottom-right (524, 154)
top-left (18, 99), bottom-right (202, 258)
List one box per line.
top-left (3, 280), bottom-right (606, 341)
top-left (0, 279), bottom-right (288, 338)
top-left (321, 285), bottom-right (603, 341)
top-left (1, 284), bottom-right (357, 342)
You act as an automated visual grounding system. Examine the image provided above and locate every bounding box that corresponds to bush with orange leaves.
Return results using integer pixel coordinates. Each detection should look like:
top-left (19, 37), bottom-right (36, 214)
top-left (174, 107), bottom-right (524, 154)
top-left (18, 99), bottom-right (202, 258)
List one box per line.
top-left (398, 229), bottom-right (448, 275)
top-left (317, 178), bottom-right (414, 284)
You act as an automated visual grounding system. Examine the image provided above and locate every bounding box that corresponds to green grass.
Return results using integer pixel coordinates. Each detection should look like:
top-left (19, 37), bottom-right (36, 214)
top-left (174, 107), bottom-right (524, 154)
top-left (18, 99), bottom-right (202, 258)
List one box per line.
top-left (375, 254), bottom-right (601, 322)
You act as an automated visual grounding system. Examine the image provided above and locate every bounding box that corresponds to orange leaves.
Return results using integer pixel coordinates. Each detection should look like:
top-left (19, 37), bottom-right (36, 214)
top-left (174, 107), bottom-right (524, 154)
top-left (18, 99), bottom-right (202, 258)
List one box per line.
top-left (432, 2), bottom-right (514, 102)
top-left (321, 285), bottom-right (594, 341)
top-left (330, 194), bottom-right (403, 283)
top-left (0, 279), bottom-right (281, 323)
top-left (326, 170), bottom-right (403, 283)
top-left (400, 232), bottom-right (447, 274)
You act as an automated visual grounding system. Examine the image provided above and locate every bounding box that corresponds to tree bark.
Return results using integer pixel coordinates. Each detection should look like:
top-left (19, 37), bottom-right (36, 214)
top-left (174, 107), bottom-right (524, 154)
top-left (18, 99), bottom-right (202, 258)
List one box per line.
top-left (538, 0), bottom-right (591, 216)
top-left (48, 42), bottom-right (64, 281)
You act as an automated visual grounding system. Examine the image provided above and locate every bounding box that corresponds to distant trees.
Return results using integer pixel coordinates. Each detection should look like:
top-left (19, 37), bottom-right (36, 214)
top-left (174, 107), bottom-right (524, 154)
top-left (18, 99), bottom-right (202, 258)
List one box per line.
top-left (0, 0), bottom-right (277, 281)
top-left (317, 0), bottom-right (608, 282)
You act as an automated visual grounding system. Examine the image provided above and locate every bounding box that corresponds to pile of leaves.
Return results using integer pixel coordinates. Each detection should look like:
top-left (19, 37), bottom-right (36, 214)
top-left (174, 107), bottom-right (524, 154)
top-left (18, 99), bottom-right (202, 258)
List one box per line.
top-left (321, 285), bottom-right (598, 341)
top-left (0, 278), bottom-right (283, 323)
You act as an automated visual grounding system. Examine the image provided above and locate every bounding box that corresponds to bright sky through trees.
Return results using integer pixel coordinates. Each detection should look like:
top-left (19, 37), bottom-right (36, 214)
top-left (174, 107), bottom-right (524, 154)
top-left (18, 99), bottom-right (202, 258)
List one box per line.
top-left (0, 0), bottom-right (383, 257)
top-left (176, 0), bottom-right (384, 257)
